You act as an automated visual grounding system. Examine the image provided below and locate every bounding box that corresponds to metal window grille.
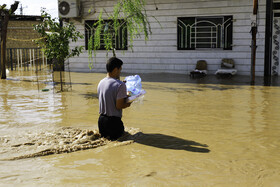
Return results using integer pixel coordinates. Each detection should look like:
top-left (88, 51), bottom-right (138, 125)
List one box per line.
top-left (85, 20), bottom-right (127, 50)
top-left (178, 16), bottom-right (233, 50)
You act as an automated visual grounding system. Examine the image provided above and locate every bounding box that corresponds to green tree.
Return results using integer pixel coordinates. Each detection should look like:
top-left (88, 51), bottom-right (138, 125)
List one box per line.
top-left (88, 0), bottom-right (157, 68)
top-left (34, 10), bottom-right (84, 91)
top-left (34, 10), bottom-right (84, 70)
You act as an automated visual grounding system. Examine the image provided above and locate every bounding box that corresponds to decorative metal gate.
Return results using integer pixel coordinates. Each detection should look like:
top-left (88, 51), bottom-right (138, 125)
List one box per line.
top-left (272, 18), bottom-right (280, 76)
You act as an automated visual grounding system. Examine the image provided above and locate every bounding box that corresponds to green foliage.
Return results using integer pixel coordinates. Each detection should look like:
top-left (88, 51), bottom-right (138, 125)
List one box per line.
top-left (34, 10), bottom-right (84, 66)
top-left (0, 4), bottom-right (7, 10)
top-left (88, 0), bottom-right (153, 67)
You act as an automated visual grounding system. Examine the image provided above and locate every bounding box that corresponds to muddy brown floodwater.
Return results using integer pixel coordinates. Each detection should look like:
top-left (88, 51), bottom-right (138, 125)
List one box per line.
top-left (0, 70), bottom-right (280, 186)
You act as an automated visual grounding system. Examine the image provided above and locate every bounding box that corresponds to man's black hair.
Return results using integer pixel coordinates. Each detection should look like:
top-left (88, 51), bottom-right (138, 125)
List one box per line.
top-left (106, 57), bottom-right (123, 72)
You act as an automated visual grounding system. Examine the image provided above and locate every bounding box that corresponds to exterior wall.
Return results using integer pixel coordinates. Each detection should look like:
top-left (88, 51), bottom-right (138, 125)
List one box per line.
top-left (68, 0), bottom-right (267, 76)
top-left (7, 19), bottom-right (42, 49)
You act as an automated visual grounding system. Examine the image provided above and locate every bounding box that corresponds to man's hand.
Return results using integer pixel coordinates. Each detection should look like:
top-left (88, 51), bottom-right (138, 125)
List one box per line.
top-left (116, 98), bottom-right (132, 110)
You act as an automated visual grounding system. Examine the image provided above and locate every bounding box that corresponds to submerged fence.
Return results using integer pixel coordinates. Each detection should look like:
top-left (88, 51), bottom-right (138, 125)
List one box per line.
top-left (0, 47), bottom-right (73, 92)
top-left (0, 48), bottom-right (50, 71)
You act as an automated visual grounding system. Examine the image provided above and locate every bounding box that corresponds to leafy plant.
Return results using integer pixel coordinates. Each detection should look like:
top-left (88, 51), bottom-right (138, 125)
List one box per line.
top-left (88, 0), bottom-right (156, 68)
top-left (34, 10), bottom-right (84, 91)
top-left (34, 10), bottom-right (84, 69)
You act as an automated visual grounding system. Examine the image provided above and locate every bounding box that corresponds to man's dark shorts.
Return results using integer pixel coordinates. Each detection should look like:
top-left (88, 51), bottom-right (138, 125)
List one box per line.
top-left (98, 114), bottom-right (124, 140)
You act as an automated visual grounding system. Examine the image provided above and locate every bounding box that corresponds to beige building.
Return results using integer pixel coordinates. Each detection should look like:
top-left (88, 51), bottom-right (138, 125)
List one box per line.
top-left (6, 15), bottom-right (43, 48)
top-left (63, 0), bottom-right (275, 77)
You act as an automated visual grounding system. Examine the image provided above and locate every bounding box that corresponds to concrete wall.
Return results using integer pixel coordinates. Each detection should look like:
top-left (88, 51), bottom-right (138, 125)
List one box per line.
top-left (67, 0), bottom-right (266, 76)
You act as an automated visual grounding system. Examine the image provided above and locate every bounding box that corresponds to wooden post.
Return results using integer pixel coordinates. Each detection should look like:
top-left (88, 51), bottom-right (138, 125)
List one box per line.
top-left (0, 1), bottom-right (19, 79)
top-left (0, 15), bottom-right (9, 79)
top-left (251, 0), bottom-right (258, 85)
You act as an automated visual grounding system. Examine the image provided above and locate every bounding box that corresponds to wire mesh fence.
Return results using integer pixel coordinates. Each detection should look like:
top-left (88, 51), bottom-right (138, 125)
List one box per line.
top-left (1, 48), bottom-right (50, 71)
top-left (1, 47), bottom-right (72, 92)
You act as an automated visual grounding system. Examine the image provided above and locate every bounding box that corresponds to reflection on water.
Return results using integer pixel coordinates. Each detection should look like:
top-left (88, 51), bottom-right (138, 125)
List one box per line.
top-left (1, 71), bottom-right (280, 186)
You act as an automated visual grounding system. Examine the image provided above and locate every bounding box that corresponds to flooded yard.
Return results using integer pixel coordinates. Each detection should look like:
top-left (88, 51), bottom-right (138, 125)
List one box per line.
top-left (1, 70), bottom-right (280, 186)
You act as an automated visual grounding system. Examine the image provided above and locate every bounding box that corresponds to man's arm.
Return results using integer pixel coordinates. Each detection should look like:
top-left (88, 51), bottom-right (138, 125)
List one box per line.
top-left (116, 98), bottom-right (131, 110)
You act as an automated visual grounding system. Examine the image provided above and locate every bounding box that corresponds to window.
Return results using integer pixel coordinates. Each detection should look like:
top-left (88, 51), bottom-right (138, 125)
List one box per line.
top-left (274, 3), bottom-right (280, 10)
top-left (177, 16), bottom-right (233, 50)
top-left (85, 20), bottom-right (127, 50)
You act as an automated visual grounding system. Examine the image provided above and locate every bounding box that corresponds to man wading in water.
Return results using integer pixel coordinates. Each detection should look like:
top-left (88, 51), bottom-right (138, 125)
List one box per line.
top-left (97, 57), bottom-right (132, 140)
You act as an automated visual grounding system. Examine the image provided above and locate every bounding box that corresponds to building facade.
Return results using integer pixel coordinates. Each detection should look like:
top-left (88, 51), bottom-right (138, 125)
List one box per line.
top-left (65, 0), bottom-right (275, 76)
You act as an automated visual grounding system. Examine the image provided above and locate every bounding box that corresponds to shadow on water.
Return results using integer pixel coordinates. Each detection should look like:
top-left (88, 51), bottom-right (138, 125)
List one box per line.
top-left (120, 132), bottom-right (210, 153)
top-left (80, 92), bottom-right (98, 99)
top-left (123, 73), bottom-right (280, 87)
